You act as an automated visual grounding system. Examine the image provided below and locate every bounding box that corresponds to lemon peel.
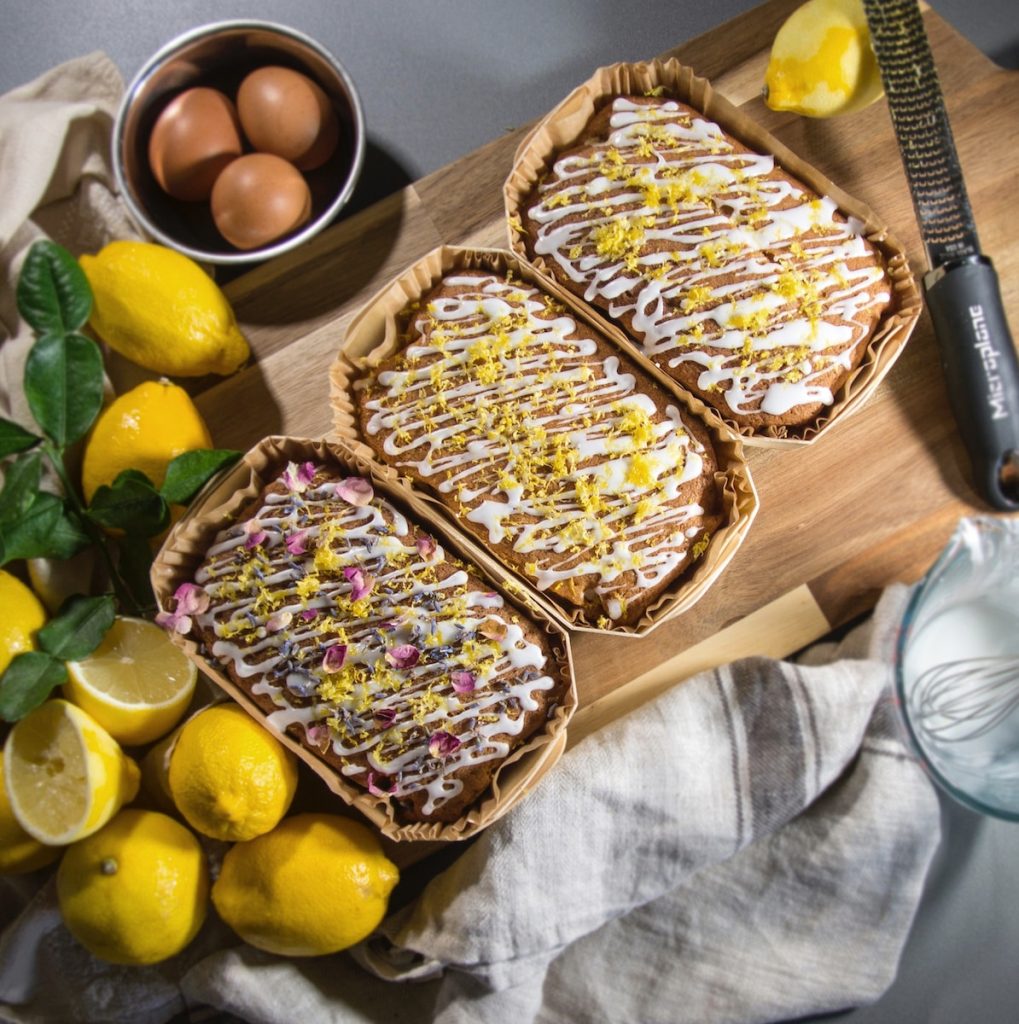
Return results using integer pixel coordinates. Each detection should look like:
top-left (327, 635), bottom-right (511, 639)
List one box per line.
top-left (212, 813), bottom-right (399, 956)
top-left (57, 809), bottom-right (209, 965)
top-left (79, 240), bottom-right (250, 377)
top-left (764, 0), bottom-right (884, 118)
top-left (0, 570), bottom-right (46, 675)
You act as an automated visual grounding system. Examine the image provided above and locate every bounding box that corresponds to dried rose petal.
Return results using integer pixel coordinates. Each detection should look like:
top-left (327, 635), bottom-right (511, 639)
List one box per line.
top-left (385, 644), bottom-right (420, 669)
top-left (266, 610), bottom-right (293, 633)
top-left (243, 519), bottom-right (267, 549)
top-left (451, 670), bottom-right (476, 694)
top-left (300, 609), bottom-right (318, 622)
top-left (283, 460), bottom-right (317, 492)
top-left (374, 706), bottom-right (397, 728)
top-left (322, 644), bottom-right (347, 672)
top-left (305, 722), bottom-right (330, 747)
top-left (416, 535), bottom-right (438, 561)
top-left (478, 617), bottom-right (508, 640)
top-left (367, 771), bottom-right (398, 798)
top-left (174, 582), bottom-right (210, 616)
top-left (155, 610), bottom-right (192, 635)
top-left (335, 476), bottom-right (374, 506)
top-left (343, 566), bottom-right (375, 601)
top-left (428, 730), bottom-right (462, 759)
top-left (285, 529), bottom-right (308, 555)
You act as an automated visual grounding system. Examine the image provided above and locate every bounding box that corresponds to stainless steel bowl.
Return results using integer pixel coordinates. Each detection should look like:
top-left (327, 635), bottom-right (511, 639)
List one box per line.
top-left (113, 20), bottom-right (365, 265)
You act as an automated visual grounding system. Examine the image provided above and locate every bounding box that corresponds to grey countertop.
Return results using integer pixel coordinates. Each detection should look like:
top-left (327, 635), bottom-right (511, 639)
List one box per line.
top-left (2, 2), bottom-right (1018, 1022)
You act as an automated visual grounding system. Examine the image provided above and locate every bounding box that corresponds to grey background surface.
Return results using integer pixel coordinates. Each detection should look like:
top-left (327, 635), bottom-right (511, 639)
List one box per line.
top-left (2, 2), bottom-right (1019, 1022)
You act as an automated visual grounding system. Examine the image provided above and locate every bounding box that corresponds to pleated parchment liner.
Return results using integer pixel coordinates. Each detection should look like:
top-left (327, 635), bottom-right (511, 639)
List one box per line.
top-left (150, 435), bottom-right (577, 843)
top-left (503, 58), bottom-right (923, 447)
top-left (329, 244), bottom-right (759, 637)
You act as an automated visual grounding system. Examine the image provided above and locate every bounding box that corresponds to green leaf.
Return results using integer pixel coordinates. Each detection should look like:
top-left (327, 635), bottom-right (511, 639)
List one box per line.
top-left (0, 418), bottom-right (41, 459)
top-left (15, 240), bottom-right (92, 336)
top-left (0, 491), bottom-right (89, 564)
top-left (0, 651), bottom-right (68, 721)
top-left (87, 469), bottom-right (169, 536)
top-left (115, 535), bottom-right (157, 615)
top-left (160, 449), bottom-right (242, 505)
top-left (0, 452), bottom-right (43, 526)
top-left (23, 332), bottom-right (104, 447)
top-left (37, 594), bottom-right (116, 661)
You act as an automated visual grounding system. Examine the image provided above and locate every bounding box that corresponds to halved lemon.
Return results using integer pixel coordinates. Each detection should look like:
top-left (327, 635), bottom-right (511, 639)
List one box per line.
top-left (64, 617), bottom-right (197, 747)
top-left (4, 699), bottom-right (140, 845)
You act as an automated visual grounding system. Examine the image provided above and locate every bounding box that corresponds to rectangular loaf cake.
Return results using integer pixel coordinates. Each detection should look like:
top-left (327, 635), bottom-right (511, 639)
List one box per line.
top-left (519, 95), bottom-right (893, 433)
top-left (356, 268), bottom-right (723, 627)
top-left (180, 460), bottom-right (568, 824)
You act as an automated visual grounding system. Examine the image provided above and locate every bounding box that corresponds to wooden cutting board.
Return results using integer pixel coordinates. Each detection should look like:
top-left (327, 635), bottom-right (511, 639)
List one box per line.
top-left (165, 0), bottom-right (1018, 744)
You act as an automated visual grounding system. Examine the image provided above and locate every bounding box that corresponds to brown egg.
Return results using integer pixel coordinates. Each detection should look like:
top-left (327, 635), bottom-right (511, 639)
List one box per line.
top-left (210, 152), bottom-right (312, 250)
top-left (147, 87), bottom-right (243, 201)
top-left (236, 66), bottom-right (340, 171)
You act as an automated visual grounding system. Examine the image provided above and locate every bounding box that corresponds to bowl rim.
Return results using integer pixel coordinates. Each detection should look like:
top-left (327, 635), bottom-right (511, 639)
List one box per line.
top-left (893, 515), bottom-right (1019, 822)
top-left (112, 18), bottom-right (366, 266)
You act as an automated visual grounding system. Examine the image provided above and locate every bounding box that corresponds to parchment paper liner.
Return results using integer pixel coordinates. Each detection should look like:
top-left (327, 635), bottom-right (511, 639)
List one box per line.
top-left (503, 58), bottom-right (923, 447)
top-left (151, 435), bottom-right (576, 843)
top-left (329, 244), bottom-right (759, 637)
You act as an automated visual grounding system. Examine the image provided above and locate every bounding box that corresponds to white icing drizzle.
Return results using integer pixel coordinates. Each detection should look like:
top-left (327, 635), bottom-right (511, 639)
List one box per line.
top-left (525, 97), bottom-right (891, 420)
top-left (362, 273), bottom-right (715, 623)
top-left (192, 468), bottom-right (557, 817)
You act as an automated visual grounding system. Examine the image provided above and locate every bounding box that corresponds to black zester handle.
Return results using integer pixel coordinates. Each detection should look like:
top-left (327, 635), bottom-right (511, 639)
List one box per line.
top-left (862, 0), bottom-right (980, 266)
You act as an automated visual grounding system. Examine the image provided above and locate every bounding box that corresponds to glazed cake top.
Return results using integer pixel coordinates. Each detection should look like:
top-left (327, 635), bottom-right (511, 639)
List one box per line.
top-left (361, 271), bottom-right (717, 624)
top-left (181, 462), bottom-right (558, 819)
top-left (522, 96), bottom-right (890, 422)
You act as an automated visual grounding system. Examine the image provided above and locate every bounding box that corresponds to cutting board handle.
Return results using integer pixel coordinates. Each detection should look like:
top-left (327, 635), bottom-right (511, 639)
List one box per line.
top-left (925, 257), bottom-right (1019, 510)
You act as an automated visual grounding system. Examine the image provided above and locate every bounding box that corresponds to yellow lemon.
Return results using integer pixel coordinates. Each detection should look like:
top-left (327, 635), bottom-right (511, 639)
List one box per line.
top-left (0, 759), bottom-right (61, 874)
top-left (3, 699), bottom-right (140, 845)
top-left (212, 813), bottom-right (399, 956)
top-left (64, 617), bottom-right (197, 747)
top-left (79, 240), bottom-right (250, 378)
top-left (27, 551), bottom-right (102, 617)
top-left (764, 0), bottom-right (884, 117)
top-left (80, 379), bottom-right (213, 503)
top-left (167, 703), bottom-right (298, 841)
top-left (0, 570), bottom-right (47, 675)
top-left (57, 808), bottom-right (209, 965)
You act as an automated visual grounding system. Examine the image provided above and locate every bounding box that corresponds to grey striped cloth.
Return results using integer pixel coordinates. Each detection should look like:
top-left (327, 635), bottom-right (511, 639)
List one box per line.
top-left (175, 584), bottom-right (940, 1024)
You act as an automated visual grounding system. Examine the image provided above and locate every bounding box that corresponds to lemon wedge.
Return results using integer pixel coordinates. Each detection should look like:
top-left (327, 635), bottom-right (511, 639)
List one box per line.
top-left (764, 0), bottom-right (884, 117)
top-left (64, 617), bottom-right (197, 747)
top-left (3, 699), bottom-right (140, 845)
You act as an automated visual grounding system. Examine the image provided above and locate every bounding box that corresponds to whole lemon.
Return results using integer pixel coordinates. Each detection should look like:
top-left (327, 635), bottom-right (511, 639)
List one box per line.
top-left (79, 240), bottom-right (250, 377)
top-left (0, 569), bottom-right (47, 675)
top-left (167, 703), bottom-right (298, 842)
top-left (212, 813), bottom-right (399, 956)
top-left (80, 379), bottom-right (212, 503)
top-left (764, 0), bottom-right (884, 118)
top-left (0, 759), bottom-right (60, 875)
top-left (57, 808), bottom-right (209, 965)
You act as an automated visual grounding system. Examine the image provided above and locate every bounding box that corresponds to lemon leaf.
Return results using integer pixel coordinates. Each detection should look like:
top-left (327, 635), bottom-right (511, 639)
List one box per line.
top-left (0, 418), bottom-right (40, 459)
top-left (160, 449), bottom-right (242, 504)
top-left (0, 492), bottom-right (89, 565)
top-left (114, 536), bottom-right (157, 614)
top-left (16, 240), bottom-right (92, 337)
top-left (38, 594), bottom-right (116, 661)
top-left (87, 470), bottom-right (169, 537)
top-left (23, 332), bottom-right (104, 448)
top-left (0, 650), bottom-right (67, 722)
top-left (0, 452), bottom-right (43, 527)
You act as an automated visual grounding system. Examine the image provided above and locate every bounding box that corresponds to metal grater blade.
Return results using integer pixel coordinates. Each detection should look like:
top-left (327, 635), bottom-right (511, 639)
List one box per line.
top-left (862, 0), bottom-right (981, 268)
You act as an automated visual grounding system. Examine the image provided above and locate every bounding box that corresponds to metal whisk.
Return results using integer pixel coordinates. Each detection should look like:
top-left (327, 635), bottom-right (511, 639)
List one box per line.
top-left (912, 655), bottom-right (1019, 743)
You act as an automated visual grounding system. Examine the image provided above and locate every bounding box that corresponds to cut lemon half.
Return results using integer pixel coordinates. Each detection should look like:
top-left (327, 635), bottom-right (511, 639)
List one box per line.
top-left (4, 699), bottom-right (140, 846)
top-left (65, 617), bottom-right (197, 747)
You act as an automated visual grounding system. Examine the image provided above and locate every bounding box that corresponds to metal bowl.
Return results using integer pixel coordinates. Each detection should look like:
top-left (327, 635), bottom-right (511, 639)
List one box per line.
top-left (113, 20), bottom-right (365, 265)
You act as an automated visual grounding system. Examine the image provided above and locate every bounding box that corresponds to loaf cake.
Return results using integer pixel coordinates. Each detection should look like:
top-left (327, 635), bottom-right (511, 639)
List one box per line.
top-left (519, 95), bottom-right (893, 432)
top-left (357, 269), bottom-right (723, 627)
top-left (171, 460), bottom-right (567, 824)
